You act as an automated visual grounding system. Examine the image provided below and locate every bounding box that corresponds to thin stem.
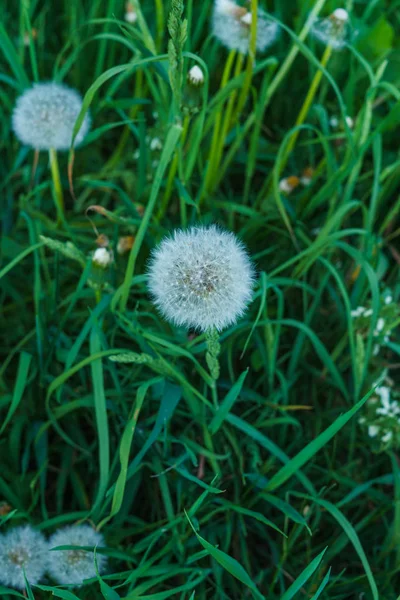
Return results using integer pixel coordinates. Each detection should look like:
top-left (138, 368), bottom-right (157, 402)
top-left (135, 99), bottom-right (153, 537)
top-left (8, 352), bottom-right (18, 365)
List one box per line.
top-left (49, 147), bottom-right (64, 224)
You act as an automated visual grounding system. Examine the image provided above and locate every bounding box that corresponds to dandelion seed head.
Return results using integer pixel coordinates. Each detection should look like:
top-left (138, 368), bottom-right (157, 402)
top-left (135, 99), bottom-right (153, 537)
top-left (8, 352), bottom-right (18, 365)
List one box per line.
top-left (12, 82), bottom-right (90, 151)
top-left (0, 526), bottom-right (48, 590)
top-left (311, 10), bottom-right (351, 50)
top-left (212, 0), bottom-right (279, 55)
top-left (148, 225), bottom-right (254, 331)
top-left (48, 525), bottom-right (107, 587)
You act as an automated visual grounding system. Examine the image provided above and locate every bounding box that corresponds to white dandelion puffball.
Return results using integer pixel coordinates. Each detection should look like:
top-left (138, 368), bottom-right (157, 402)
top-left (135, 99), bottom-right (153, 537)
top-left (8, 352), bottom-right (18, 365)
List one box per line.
top-left (212, 0), bottom-right (279, 55)
top-left (148, 225), bottom-right (254, 331)
top-left (48, 525), bottom-right (107, 587)
top-left (0, 525), bottom-right (48, 590)
top-left (311, 10), bottom-right (351, 50)
top-left (12, 82), bottom-right (91, 151)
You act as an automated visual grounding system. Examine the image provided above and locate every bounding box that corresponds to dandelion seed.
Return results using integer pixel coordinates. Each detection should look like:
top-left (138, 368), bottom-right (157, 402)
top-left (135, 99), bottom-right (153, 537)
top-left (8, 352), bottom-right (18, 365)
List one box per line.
top-left (148, 225), bottom-right (254, 331)
top-left (187, 65), bottom-right (205, 86)
top-left (12, 82), bottom-right (90, 151)
top-left (0, 526), bottom-right (48, 590)
top-left (311, 8), bottom-right (351, 50)
top-left (48, 525), bottom-right (107, 587)
top-left (212, 0), bottom-right (279, 55)
top-left (92, 248), bottom-right (113, 268)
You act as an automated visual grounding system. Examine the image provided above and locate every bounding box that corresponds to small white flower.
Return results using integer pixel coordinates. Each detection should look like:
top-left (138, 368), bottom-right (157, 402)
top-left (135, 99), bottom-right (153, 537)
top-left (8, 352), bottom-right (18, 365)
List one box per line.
top-left (374, 318), bottom-right (385, 336)
top-left (382, 431), bottom-right (393, 443)
top-left (148, 225), bottom-right (254, 331)
top-left (0, 526), bottom-right (48, 590)
top-left (363, 309), bottom-right (373, 317)
top-left (351, 306), bottom-right (366, 318)
top-left (48, 525), bottom-right (107, 587)
top-left (12, 82), bottom-right (90, 151)
top-left (376, 386), bottom-right (390, 408)
top-left (187, 65), bottom-right (204, 86)
top-left (330, 116), bottom-right (339, 128)
top-left (385, 295), bottom-right (393, 305)
top-left (150, 137), bottom-right (162, 151)
top-left (92, 248), bottom-right (113, 268)
top-left (345, 116), bottom-right (354, 128)
top-left (212, 0), bottom-right (279, 55)
top-left (368, 425), bottom-right (379, 438)
top-left (373, 344), bottom-right (381, 356)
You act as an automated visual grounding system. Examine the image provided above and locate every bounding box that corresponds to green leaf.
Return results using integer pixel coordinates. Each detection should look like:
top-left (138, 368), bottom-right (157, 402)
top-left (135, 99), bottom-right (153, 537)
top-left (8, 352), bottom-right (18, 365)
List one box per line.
top-left (39, 235), bottom-right (86, 267)
top-left (99, 382), bottom-right (151, 528)
top-left (265, 382), bottom-right (381, 492)
top-left (299, 496), bottom-right (379, 600)
top-left (185, 511), bottom-right (264, 599)
top-left (281, 548), bottom-right (327, 600)
top-left (0, 352), bottom-right (32, 436)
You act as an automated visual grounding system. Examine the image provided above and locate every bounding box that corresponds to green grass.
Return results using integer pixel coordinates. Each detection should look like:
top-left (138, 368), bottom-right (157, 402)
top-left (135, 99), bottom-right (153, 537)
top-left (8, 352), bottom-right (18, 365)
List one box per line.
top-left (1, 0), bottom-right (400, 598)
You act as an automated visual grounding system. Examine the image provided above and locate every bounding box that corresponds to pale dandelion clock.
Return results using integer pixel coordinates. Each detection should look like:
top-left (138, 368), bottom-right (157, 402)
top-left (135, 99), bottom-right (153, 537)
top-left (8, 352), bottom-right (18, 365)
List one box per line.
top-left (48, 524), bottom-right (107, 587)
top-left (148, 225), bottom-right (255, 332)
top-left (212, 0), bottom-right (279, 55)
top-left (0, 525), bottom-right (48, 590)
top-left (12, 82), bottom-right (90, 151)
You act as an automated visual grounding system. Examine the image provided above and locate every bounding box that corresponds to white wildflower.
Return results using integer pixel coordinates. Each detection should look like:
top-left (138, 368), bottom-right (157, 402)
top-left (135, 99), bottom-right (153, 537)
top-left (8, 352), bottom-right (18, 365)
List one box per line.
top-left (212, 0), bottom-right (279, 55)
top-left (125, 11), bottom-right (137, 23)
top-left (0, 526), bottom-right (48, 590)
top-left (150, 137), bottom-right (162, 151)
top-left (48, 525), bottom-right (107, 587)
top-left (187, 65), bottom-right (204, 86)
top-left (92, 248), bottom-right (113, 268)
top-left (148, 225), bottom-right (254, 331)
top-left (382, 431), bottom-right (393, 443)
top-left (368, 425), bottom-right (379, 438)
top-left (330, 116), bottom-right (339, 128)
top-left (373, 344), bottom-right (381, 356)
top-left (385, 295), bottom-right (393, 304)
top-left (374, 318), bottom-right (385, 336)
top-left (345, 116), bottom-right (354, 128)
top-left (363, 309), bottom-right (373, 317)
top-left (12, 82), bottom-right (90, 151)
top-left (351, 306), bottom-right (366, 318)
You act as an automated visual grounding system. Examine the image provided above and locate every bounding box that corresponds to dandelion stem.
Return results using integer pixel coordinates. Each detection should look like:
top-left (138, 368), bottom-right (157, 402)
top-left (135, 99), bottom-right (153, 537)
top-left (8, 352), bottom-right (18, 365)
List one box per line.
top-left (49, 147), bottom-right (64, 224)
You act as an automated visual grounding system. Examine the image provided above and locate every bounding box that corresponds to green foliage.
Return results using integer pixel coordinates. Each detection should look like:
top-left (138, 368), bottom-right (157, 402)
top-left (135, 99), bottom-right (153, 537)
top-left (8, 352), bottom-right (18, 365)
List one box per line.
top-left (1, 0), bottom-right (400, 598)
